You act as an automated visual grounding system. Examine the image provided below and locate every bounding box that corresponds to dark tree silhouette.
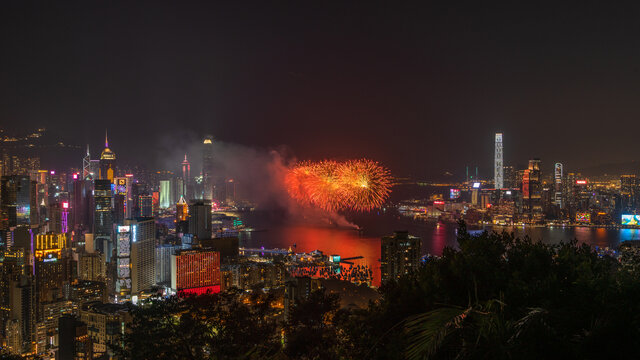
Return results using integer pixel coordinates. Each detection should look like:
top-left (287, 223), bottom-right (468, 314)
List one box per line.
top-left (284, 289), bottom-right (340, 359)
top-left (336, 221), bottom-right (640, 359)
top-left (116, 289), bottom-right (280, 359)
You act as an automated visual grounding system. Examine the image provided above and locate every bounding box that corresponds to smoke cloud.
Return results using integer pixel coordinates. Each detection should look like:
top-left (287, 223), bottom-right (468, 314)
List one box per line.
top-left (153, 131), bottom-right (357, 229)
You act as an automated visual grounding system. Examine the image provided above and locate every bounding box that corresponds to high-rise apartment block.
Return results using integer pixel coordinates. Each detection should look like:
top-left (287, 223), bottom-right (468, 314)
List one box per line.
top-left (381, 231), bottom-right (421, 282)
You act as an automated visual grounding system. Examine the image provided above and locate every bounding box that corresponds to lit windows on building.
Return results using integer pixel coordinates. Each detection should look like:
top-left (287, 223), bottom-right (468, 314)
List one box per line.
top-left (170, 249), bottom-right (221, 296)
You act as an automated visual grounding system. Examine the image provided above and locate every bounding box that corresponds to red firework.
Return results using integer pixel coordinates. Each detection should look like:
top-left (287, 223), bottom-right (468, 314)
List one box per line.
top-left (285, 159), bottom-right (391, 211)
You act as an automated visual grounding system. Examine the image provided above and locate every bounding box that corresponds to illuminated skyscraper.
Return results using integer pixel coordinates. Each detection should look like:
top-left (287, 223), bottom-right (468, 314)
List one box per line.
top-left (494, 133), bottom-right (503, 189)
top-left (78, 252), bottom-right (105, 282)
top-left (175, 196), bottom-right (188, 234)
top-left (99, 131), bottom-right (116, 182)
top-left (202, 136), bottom-right (214, 201)
top-left (139, 195), bottom-right (152, 217)
top-left (155, 244), bottom-right (180, 285)
top-left (620, 175), bottom-right (639, 212)
top-left (113, 177), bottom-right (132, 223)
top-left (176, 196), bottom-right (188, 222)
top-left (6, 156), bottom-right (39, 176)
top-left (1, 176), bottom-right (36, 230)
top-left (93, 180), bottom-right (112, 257)
top-left (34, 233), bottom-right (67, 304)
top-left (114, 225), bottom-right (132, 298)
top-left (554, 163), bottom-right (563, 207)
top-left (159, 180), bottom-right (172, 209)
top-left (47, 202), bottom-right (65, 233)
top-left (523, 159), bottom-right (543, 222)
top-left (61, 201), bottom-right (69, 233)
top-left (82, 145), bottom-right (91, 180)
top-left (174, 177), bottom-right (184, 204)
top-left (127, 218), bottom-right (155, 296)
top-left (181, 154), bottom-right (191, 200)
top-left (115, 218), bottom-right (155, 298)
top-left (503, 165), bottom-right (516, 188)
top-left (0, 248), bottom-right (26, 337)
top-left (89, 160), bottom-right (99, 180)
top-left (152, 191), bottom-right (159, 216)
top-left (79, 302), bottom-right (129, 357)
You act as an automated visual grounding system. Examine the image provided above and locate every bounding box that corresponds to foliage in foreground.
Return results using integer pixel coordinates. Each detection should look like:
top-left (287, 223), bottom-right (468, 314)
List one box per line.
top-left (116, 289), bottom-right (280, 359)
top-left (118, 222), bottom-right (640, 359)
top-left (343, 222), bottom-right (640, 359)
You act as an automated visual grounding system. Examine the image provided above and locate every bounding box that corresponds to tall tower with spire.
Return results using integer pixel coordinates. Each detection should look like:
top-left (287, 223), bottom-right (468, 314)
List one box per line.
top-left (181, 154), bottom-right (191, 200)
top-left (99, 130), bottom-right (116, 182)
top-left (83, 144), bottom-right (91, 180)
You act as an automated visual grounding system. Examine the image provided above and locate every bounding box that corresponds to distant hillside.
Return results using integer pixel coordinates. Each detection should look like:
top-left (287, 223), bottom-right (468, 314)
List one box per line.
top-left (578, 160), bottom-right (640, 177)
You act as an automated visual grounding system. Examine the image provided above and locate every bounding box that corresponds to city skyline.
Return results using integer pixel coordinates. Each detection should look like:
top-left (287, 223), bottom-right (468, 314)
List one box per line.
top-left (4, 2), bottom-right (640, 358)
top-left (4, 126), bottom-right (640, 183)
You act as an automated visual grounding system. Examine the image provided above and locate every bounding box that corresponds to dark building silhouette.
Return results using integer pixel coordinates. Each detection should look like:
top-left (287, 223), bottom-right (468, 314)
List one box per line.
top-left (381, 231), bottom-right (421, 283)
top-left (188, 201), bottom-right (212, 241)
top-left (58, 315), bottom-right (92, 360)
top-left (284, 276), bottom-right (322, 322)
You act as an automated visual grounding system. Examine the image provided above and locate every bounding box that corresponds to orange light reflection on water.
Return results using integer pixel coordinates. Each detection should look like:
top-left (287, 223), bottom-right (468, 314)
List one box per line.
top-left (278, 226), bottom-right (382, 286)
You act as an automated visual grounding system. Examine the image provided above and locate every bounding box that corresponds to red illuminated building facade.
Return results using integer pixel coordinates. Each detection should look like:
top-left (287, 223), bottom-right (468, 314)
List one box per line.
top-left (170, 249), bottom-right (221, 296)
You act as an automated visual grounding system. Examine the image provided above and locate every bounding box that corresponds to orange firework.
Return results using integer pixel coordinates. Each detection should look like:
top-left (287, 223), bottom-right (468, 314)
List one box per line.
top-left (303, 160), bottom-right (342, 211)
top-left (284, 162), bottom-right (315, 206)
top-left (285, 159), bottom-right (391, 211)
top-left (337, 159), bottom-right (391, 211)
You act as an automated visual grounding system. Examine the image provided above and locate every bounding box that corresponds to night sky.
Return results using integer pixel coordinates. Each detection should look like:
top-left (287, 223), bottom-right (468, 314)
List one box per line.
top-left (2, 1), bottom-right (640, 178)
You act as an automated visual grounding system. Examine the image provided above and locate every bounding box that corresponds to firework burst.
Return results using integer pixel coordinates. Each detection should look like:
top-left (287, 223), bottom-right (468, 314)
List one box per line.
top-left (285, 159), bottom-right (391, 211)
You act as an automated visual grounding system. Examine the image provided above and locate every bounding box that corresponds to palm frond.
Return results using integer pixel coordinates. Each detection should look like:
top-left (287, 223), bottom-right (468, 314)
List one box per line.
top-left (508, 307), bottom-right (548, 343)
top-left (405, 307), bottom-right (470, 360)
